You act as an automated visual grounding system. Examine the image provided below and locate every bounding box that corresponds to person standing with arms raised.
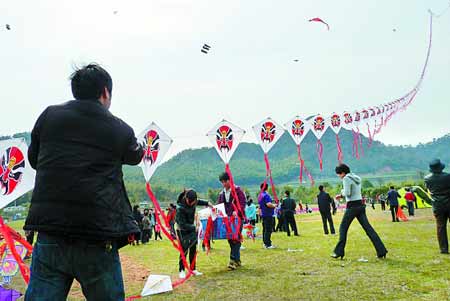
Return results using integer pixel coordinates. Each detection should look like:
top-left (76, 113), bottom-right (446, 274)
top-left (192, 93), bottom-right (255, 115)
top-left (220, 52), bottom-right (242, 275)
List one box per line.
top-left (332, 164), bottom-right (387, 259)
top-left (24, 64), bottom-right (144, 300)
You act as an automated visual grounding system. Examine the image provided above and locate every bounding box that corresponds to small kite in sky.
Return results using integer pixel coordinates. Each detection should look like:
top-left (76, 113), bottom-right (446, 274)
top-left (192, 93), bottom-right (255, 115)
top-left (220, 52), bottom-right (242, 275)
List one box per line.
top-left (308, 17), bottom-right (330, 30)
top-left (201, 44), bottom-right (211, 54)
top-left (5, 24), bottom-right (11, 30)
top-left (113, 11), bottom-right (118, 15)
top-left (293, 59), bottom-right (299, 62)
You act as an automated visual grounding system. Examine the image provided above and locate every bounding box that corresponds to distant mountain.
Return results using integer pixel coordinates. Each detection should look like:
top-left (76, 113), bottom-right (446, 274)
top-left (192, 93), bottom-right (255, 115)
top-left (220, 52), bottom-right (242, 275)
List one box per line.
top-left (2, 130), bottom-right (449, 193)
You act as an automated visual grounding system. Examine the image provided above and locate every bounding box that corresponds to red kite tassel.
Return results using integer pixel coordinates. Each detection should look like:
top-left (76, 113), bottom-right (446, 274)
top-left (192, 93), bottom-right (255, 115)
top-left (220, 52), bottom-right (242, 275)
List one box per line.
top-left (335, 134), bottom-right (343, 163)
top-left (146, 183), bottom-right (194, 288)
top-left (263, 153), bottom-right (279, 204)
top-left (202, 216), bottom-right (214, 254)
top-left (225, 164), bottom-right (246, 221)
top-left (316, 140), bottom-right (324, 171)
top-left (367, 124), bottom-right (373, 148)
top-left (296, 144), bottom-right (304, 184)
top-left (303, 165), bottom-right (315, 186)
top-left (0, 216), bottom-right (31, 284)
top-left (352, 129), bottom-right (359, 159)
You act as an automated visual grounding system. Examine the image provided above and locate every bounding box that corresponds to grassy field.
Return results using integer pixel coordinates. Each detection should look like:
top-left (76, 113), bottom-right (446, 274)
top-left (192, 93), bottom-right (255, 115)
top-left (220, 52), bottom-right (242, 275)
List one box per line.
top-left (6, 207), bottom-right (450, 300)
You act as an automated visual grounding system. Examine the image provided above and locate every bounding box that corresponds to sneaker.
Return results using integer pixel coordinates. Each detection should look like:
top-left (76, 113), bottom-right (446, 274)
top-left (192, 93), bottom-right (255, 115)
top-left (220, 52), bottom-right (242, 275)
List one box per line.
top-left (179, 271), bottom-right (186, 279)
top-left (265, 245), bottom-right (276, 249)
top-left (227, 260), bottom-right (237, 270)
top-left (192, 270), bottom-right (203, 276)
top-left (235, 260), bottom-right (242, 267)
top-left (240, 246), bottom-right (246, 250)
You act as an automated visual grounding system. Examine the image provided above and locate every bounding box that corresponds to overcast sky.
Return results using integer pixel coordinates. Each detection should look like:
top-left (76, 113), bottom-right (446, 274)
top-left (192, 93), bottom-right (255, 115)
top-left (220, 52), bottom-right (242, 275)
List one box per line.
top-left (1, 0), bottom-right (449, 159)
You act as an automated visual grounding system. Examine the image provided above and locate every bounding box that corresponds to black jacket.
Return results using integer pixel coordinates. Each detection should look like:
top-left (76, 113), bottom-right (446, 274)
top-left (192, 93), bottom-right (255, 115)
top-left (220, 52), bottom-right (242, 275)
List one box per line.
top-left (424, 171), bottom-right (450, 212)
top-left (175, 199), bottom-right (208, 233)
top-left (281, 197), bottom-right (297, 214)
top-left (24, 99), bottom-right (144, 244)
top-left (317, 191), bottom-right (336, 213)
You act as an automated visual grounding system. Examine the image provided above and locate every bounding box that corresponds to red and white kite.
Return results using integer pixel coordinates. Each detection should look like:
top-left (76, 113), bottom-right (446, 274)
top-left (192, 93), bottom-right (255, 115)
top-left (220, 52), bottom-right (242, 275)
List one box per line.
top-left (309, 17), bottom-right (330, 30)
top-left (139, 123), bottom-right (173, 182)
top-left (329, 113), bottom-right (344, 163)
top-left (309, 114), bottom-right (329, 171)
top-left (0, 138), bottom-right (35, 209)
top-left (207, 120), bottom-right (245, 165)
top-left (352, 110), bottom-right (364, 158)
top-left (252, 117), bottom-right (285, 203)
top-left (284, 116), bottom-right (314, 185)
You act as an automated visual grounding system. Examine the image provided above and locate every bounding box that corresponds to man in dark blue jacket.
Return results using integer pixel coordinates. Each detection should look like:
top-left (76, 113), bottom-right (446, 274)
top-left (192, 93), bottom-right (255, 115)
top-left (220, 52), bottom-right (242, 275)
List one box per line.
top-left (317, 185), bottom-right (336, 235)
top-left (24, 64), bottom-right (144, 301)
top-left (387, 186), bottom-right (401, 222)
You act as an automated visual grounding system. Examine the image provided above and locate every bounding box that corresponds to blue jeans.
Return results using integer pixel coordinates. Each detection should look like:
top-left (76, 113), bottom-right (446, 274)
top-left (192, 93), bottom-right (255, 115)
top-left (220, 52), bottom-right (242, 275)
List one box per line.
top-left (25, 233), bottom-right (125, 301)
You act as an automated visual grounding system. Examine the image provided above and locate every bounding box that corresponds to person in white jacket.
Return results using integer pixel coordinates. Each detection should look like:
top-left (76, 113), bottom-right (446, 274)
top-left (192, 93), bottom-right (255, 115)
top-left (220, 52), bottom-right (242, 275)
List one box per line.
top-left (331, 164), bottom-right (388, 259)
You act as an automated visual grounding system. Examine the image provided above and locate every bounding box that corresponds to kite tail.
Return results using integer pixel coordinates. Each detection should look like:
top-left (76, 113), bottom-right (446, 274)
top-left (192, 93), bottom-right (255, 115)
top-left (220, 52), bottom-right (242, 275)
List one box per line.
top-left (264, 154), bottom-right (279, 203)
top-left (367, 124), bottom-right (373, 148)
top-left (335, 134), bottom-right (343, 163)
top-left (316, 140), bottom-right (324, 171)
top-left (0, 216), bottom-right (30, 284)
top-left (225, 164), bottom-right (246, 221)
top-left (296, 144), bottom-right (304, 184)
top-left (145, 183), bottom-right (193, 288)
top-left (303, 165), bottom-right (315, 187)
top-left (202, 216), bottom-right (214, 254)
top-left (352, 129), bottom-right (360, 159)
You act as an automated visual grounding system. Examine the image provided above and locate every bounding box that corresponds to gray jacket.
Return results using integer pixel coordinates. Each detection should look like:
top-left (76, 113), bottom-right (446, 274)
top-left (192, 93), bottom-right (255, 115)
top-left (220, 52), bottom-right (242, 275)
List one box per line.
top-left (341, 173), bottom-right (362, 202)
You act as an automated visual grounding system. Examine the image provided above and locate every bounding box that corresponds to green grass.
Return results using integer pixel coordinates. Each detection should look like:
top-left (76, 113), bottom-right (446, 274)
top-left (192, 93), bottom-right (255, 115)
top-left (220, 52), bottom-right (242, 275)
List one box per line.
top-left (6, 208), bottom-right (450, 300)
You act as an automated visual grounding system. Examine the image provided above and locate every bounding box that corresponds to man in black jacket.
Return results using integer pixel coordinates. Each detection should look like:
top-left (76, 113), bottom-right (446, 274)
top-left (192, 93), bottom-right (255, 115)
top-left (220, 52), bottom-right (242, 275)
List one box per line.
top-left (424, 159), bottom-right (450, 254)
top-left (24, 64), bottom-right (144, 301)
top-left (281, 191), bottom-right (299, 236)
top-left (317, 185), bottom-right (336, 235)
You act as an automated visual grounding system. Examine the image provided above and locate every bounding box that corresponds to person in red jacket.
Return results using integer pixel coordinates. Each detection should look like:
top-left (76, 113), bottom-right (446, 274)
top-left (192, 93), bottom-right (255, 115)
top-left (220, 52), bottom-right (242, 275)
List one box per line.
top-left (404, 188), bottom-right (415, 217)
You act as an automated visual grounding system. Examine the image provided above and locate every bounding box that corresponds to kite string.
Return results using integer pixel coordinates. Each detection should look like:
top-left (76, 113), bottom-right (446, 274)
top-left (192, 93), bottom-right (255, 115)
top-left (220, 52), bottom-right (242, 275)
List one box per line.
top-left (316, 140), bottom-right (324, 171)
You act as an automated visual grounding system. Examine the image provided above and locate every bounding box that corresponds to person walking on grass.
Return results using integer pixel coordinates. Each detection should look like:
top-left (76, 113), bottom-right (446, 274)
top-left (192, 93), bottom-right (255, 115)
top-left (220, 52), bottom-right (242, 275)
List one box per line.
top-left (132, 205), bottom-right (143, 245)
top-left (404, 188), bottom-right (415, 217)
top-left (317, 185), bottom-right (336, 235)
top-left (24, 64), bottom-right (143, 300)
top-left (141, 209), bottom-right (152, 244)
top-left (175, 189), bottom-right (213, 278)
top-left (281, 191), bottom-right (299, 236)
top-left (387, 186), bottom-right (401, 222)
top-left (258, 182), bottom-right (277, 249)
top-left (217, 172), bottom-right (247, 270)
top-left (331, 164), bottom-right (387, 259)
top-left (424, 159), bottom-right (450, 254)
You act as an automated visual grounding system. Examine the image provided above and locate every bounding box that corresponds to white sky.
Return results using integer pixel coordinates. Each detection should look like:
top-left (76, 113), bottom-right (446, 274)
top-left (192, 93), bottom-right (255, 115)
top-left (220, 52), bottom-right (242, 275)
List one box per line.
top-left (1, 0), bottom-right (449, 159)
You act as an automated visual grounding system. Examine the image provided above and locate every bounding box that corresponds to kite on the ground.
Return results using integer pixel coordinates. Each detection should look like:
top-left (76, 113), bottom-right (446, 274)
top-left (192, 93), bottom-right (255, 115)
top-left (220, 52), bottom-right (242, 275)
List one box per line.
top-left (252, 118), bottom-right (285, 203)
top-left (284, 116), bottom-right (314, 185)
top-left (308, 17), bottom-right (330, 30)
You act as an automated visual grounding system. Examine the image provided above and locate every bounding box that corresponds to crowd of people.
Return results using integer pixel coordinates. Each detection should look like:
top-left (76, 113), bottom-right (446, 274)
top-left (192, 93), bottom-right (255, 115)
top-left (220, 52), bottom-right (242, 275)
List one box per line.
top-left (20, 64), bottom-right (449, 300)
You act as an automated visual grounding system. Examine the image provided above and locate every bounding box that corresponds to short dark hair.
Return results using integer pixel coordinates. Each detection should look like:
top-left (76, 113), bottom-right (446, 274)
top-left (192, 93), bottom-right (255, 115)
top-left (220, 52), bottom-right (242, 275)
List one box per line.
top-left (219, 172), bottom-right (230, 182)
top-left (260, 182), bottom-right (268, 191)
top-left (390, 186), bottom-right (395, 190)
top-left (318, 185), bottom-right (324, 191)
top-left (186, 190), bottom-right (197, 201)
top-left (285, 190), bottom-right (290, 197)
top-left (70, 63), bottom-right (112, 100)
top-left (335, 164), bottom-right (350, 175)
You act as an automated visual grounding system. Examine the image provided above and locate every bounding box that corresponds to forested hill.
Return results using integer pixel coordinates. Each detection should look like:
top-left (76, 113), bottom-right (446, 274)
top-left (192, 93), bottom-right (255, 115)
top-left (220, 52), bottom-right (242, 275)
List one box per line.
top-left (2, 130), bottom-right (450, 194)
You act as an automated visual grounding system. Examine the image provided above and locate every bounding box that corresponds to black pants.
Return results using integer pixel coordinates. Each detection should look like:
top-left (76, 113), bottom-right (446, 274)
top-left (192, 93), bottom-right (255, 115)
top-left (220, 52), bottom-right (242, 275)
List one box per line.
top-left (334, 203), bottom-right (387, 257)
top-left (407, 202), bottom-right (415, 216)
top-left (434, 202), bottom-right (450, 253)
top-left (380, 201), bottom-right (386, 211)
top-left (284, 211), bottom-right (298, 236)
top-left (155, 231), bottom-right (162, 240)
top-left (272, 217), bottom-right (276, 232)
top-left (178, 231), bottom-right (197, 272)
top-left (141, 229), bottom-right (152, 243)
top-left (320, 210), bottom-right (335, 234)
top-left (276, 215), bottom-right (285, 232)
top-left (262, 216), bottom-right (274, 247)
top-left (390, 205), bottom-right (399, 222)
